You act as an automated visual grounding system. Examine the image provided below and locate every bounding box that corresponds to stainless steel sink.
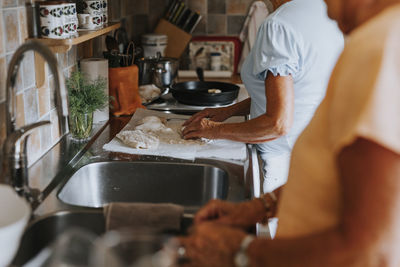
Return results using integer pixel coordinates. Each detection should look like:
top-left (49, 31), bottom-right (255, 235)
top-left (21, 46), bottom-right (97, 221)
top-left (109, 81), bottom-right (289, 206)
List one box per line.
top-left (58, 162), bottom-right (229, 210)
top-left (13, 210), bottom-right (193, 266)
top-left (12, 211), bottom-right (105, 266)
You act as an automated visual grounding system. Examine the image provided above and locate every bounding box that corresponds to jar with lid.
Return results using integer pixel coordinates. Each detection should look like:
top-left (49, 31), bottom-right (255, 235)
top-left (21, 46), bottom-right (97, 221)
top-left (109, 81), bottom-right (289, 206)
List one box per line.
top-left (141, 34), bottom-right (168, 58)
top-left (210, 52), bottom-right (222, 71)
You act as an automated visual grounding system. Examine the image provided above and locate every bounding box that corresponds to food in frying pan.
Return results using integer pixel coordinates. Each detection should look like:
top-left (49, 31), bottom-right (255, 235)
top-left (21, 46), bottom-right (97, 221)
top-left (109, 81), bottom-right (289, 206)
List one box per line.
top-left (208, 89), bottom-right (222, 94)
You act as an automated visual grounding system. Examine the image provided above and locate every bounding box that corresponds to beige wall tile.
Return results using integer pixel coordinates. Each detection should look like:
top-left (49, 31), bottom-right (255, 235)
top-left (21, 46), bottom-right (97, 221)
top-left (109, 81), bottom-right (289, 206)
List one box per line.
top-left (0, 57), bottom-right (6, 102)
top-left (187, 0), bottom-right (207, 14)
top-left (23, 87), bottom-right (39, 124)
top-left (207, 15), bottom-right (226, 35)
top-left (6, 54), bottom-right (24, 93)
top-left (2, 0), bottom-right (17, 8)
top-left (38, 85), bottom-right (50, 117)
top-left (0, 102), bottom-right (6, 147)
top-left (226, 0), bottom-right (253, 15)
top-left (39, 114), bottom-right (52, 153)
top-left (50, 109), bottom-right (60, 144)
top-left (18, 7), bottom-right (28, 42)
top-left (26, 129), bottom-right (41, 166)
top-left (0, 12), bottom-right (4, 55)
top-left (22, 51), bottom-right (36, 89)
top-left (15, 92), bottom-right (25, 128)
top-left (3, 9), bottom-right (20, 53)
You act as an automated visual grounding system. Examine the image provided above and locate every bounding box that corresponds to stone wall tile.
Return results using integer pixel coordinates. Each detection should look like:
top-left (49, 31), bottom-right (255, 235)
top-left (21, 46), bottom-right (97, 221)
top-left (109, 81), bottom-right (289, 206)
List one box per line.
top-left (186, 0), bottom-right (207, 14)
top-left (227, 15), bottom-right (245, 35)
top-left (15, 92), bottom-right (25, 128)
top-left (0, 12), bottom-right (4, 55)
top-left (22, 51), bottom-right (35, 89)
top-left (208, 0), bottom-right (225, 14)
top-left (23, 87), bottom-right (39, 124)
top-left (38, 84), bottom-right (50, 118)
top-left (3, 9), bottom-right (20, 53)
top-left (226, 0), bottom-right (253, 15)
top-left (0, 102), bottom-right (5, 147)
top-left (0, 57), bottom-right (6, 101)
top-left (2, 0), bottom-right (17, 8)
top-left (18, 7), bottom-right (28, 41)
top-left (207, 14), bottom-right (226, 35)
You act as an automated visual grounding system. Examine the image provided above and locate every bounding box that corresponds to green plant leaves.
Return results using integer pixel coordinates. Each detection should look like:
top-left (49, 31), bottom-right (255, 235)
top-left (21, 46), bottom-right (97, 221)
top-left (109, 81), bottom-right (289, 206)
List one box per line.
top-left (66, 70), bottom-right (109, 114)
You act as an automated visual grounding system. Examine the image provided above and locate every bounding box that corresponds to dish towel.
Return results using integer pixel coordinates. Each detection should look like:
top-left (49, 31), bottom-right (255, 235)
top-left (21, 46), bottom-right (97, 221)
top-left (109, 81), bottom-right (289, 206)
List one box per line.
top-left (238, 1), bottom-right (270, 72)
top-left (104, 203), bottom-right (184, 233)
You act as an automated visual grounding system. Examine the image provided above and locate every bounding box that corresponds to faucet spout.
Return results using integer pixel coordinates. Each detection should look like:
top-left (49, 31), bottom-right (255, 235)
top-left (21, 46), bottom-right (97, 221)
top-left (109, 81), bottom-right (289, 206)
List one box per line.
top-left (2, 40), bottom-right (70, 206)
top-left (5, 40), bottom-right (69, 137)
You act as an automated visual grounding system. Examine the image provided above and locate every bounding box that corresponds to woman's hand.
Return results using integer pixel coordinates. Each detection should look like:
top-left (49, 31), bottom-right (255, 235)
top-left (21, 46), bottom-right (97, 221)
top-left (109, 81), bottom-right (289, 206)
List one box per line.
top-left (182, 118), bottom-right (221, 140)
top-left (178, 223), bottom-right (247, 267)
top-left (183, 107), bottom-right (232, 127)
top-left (194, 199), bottom-right (266, 229)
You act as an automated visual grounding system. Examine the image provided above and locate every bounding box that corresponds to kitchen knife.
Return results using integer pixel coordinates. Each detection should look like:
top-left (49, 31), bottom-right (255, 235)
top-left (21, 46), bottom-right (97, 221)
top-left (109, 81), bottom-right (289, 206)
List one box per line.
top-left (164, 0), bottom-right (178, 20)
top-left (182, 10), bottom-right (195, 32)
top-left (167, 0), bottom-right (181, 22)
top-left (189, 14), bottom-right (203, 34)
top-left (176, 7), bottom-right (190, 28)
top-left (171, 1), bottom-right (185, 24)
top-left (183, 12), bottom-right (200, 33)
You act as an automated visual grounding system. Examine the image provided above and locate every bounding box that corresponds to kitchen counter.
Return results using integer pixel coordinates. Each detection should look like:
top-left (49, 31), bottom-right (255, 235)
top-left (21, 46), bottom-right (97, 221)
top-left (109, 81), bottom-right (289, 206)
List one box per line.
top-left (12, 87), bottom-right (258, 265)
top-left (31, 113), bottom-right (253, 218)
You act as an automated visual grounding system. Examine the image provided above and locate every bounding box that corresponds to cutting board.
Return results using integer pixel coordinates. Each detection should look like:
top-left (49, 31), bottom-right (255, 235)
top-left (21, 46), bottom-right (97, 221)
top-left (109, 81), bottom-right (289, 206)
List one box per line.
top-left (103, 109), bottom-right (247, 161)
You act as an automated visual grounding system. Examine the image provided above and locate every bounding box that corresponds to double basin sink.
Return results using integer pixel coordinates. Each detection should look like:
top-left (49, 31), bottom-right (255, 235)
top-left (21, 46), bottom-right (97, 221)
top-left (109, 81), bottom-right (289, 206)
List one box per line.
top-left (13, 160), bottom-right (238, 265)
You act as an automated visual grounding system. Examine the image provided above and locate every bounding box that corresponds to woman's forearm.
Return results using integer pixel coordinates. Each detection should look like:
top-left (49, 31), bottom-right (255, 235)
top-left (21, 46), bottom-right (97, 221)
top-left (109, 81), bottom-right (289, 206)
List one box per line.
top-left (247, 228), bottom-right (361, 267)
top-left (215, 113), bottom-right (290, 143)
top-left (224, 98), bottom-right (251, 117)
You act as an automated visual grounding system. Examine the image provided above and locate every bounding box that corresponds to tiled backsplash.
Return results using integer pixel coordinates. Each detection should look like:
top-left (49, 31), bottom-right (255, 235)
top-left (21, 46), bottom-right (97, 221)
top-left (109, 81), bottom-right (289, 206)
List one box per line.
top-left (0, 1), bottom-right (78, 165)
top-left (109, 0), bottom-right (273, 42)
top-left (0, 0), bottom-right (272, 165)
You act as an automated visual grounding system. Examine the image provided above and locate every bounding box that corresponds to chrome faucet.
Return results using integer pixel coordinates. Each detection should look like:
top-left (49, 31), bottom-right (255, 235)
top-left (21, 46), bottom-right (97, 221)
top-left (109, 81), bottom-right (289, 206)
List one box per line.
top-left (2, 40), bottom-right (69, 205)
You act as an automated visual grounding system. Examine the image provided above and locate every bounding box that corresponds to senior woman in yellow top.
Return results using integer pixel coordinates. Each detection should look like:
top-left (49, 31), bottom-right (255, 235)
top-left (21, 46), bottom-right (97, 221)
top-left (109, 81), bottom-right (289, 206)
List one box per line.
top-left (183, 0), bottom-right (343, 194)
top-left (179, 0), bottom-right (400, 266)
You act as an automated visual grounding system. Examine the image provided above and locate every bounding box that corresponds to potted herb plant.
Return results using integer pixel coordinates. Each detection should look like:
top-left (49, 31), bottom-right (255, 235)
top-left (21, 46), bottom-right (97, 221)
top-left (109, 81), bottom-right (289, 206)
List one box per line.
top-left (66, 70), bottom-right (108, 140)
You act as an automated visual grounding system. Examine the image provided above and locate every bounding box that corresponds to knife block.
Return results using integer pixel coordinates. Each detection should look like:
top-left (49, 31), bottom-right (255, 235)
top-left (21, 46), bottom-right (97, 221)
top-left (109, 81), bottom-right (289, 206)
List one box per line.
top-left (154, 19), bottom-right (192, 59)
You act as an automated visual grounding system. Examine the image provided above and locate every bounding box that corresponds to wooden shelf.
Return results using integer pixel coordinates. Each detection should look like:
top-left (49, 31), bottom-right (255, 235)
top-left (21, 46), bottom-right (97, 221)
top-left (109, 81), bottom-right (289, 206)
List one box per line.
top-left (33, 22), bottom-right (120, 89)
top-left (31, 22), bottom-right (121, 53)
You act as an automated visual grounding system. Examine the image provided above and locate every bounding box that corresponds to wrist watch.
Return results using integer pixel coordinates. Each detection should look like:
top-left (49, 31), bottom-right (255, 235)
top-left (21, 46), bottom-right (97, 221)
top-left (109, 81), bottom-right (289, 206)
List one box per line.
top-left (234, 235), bottom-right (255, 267)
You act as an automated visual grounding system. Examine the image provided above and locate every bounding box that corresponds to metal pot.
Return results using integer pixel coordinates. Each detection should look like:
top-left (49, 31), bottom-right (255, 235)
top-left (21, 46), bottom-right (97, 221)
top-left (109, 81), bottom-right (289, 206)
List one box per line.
top-left (152, 57), bottom-right (179, 89)
top-left (137, 57), bottom-right (158, 85)
top-left (137, 56), bottom-right (179, 87)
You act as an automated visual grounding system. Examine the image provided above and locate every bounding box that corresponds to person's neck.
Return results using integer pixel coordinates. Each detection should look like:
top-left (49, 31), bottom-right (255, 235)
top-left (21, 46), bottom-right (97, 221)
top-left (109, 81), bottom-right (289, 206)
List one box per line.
top-left (271, 0), bottom-right (290, 10)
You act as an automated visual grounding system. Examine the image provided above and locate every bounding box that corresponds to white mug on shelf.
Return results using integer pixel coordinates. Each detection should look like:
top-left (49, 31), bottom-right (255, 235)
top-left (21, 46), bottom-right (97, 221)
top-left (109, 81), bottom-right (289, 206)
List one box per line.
top-left (78, 13), bottom-right (102, 30)
top-left (62, 2), bottom-right (78, 37)
top-left (83, 0), bottom-right (103, 15)
top-left (39, 2), bottom-right (66, 39)
top-left (101, 0), bottom-right (108, 25)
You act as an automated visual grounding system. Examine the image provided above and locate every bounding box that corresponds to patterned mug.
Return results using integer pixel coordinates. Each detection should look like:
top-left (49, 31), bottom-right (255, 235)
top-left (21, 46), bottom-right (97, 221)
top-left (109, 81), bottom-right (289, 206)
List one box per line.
top-left (62, 2), bottom-right (78, 37)
top-left (83, 0), bottom-right (103, 15)
top-left (78, 13), bottom-right (102, 29)
top-left (41, 25), bottom-right (65, 39)
top-left (39, 2), bottom-right (65, 39)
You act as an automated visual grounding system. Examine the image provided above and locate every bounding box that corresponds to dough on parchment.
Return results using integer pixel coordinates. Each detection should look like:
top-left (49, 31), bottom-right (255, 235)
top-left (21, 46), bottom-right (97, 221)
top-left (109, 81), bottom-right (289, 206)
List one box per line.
top-left (116, 130), bottom-right (160, 149)
top-left (136, 116), bottom-right (173, 134)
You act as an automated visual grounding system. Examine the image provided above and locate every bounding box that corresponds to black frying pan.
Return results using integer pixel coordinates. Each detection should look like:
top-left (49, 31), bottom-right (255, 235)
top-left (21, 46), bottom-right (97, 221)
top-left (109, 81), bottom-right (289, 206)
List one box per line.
top-left (170, 68), bottom-right (240, 106)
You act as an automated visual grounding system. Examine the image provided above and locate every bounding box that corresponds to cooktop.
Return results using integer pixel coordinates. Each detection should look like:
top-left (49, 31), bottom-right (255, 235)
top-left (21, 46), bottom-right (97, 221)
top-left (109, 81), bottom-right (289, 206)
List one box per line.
top-left (146, 85), bottom-right (248, 115)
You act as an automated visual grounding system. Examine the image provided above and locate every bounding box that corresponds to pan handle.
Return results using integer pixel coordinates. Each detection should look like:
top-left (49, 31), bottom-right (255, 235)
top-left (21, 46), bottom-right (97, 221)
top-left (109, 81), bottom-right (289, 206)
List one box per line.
top-left (196, 67), bottom-right (205, 82)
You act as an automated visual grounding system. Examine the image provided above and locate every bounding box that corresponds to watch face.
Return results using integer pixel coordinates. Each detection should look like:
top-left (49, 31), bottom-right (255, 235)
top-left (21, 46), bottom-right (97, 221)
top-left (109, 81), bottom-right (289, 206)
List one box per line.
top-left (234, 252), bottom-right (249, 267)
